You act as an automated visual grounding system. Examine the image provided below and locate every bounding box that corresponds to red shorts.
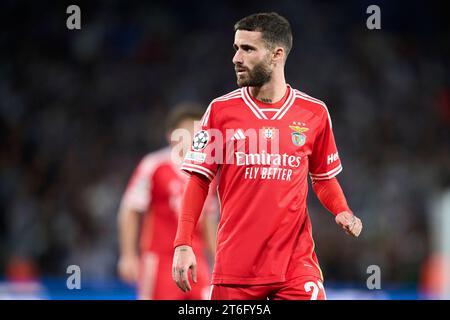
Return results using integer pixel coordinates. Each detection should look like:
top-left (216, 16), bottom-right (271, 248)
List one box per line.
top-left (138, 251), bottom-right (211, 300)
top-left (210, 275), bottom-right (326, 300)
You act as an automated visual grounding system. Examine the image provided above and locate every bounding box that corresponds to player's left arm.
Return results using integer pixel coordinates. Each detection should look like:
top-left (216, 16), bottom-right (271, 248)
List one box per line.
top-left (309, 106), bottom-right (362, 237)
top-left (312, 177), bottom-right (362, 237)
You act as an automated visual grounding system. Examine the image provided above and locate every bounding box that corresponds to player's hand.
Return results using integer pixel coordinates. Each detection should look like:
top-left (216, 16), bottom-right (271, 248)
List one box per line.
top-left (172, 245), bottom-right (197, 292)
top-left (118, 254), bottom-right (139, 284)
top-left (335, 211), bottom-right (362, 237)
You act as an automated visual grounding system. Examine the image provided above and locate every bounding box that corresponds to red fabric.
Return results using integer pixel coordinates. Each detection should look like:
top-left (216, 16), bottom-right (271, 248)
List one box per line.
top-left (311, 177), bottom-right (351, 216)
top-left (182, 85), bottom-right (342, 285)
top-left (173, 172), bottom-right (211, 248)
top-left (210, 275), bottom-right (326, 300)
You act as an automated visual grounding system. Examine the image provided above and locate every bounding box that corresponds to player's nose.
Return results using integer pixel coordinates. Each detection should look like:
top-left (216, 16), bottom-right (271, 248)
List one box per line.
top-left (232, 50), bottom-right (243, 65)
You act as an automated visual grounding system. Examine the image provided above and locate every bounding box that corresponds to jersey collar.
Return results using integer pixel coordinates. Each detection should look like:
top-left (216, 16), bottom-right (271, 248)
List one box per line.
top-left (241, 85), bottom-right (296, 120)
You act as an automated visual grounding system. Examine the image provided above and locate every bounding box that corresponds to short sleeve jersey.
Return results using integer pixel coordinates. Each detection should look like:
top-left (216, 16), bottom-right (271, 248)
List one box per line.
top-left (182, 85), bottom-right (342, 285)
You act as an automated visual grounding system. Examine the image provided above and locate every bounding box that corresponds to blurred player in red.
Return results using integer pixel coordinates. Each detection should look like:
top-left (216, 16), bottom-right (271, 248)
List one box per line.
top-left (118, 104), bottom-right (217, 300)
top-left (172, 13), bottom-right (363, 300)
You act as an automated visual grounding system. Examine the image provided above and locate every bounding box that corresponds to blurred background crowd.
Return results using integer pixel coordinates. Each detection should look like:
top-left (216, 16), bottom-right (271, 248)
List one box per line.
top-left (0, 0), bottom-right (449, 296)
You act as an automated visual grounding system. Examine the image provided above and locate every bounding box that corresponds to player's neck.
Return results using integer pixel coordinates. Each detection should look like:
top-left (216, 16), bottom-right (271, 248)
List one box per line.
top-left (249, 73), bottom-right (287, 104)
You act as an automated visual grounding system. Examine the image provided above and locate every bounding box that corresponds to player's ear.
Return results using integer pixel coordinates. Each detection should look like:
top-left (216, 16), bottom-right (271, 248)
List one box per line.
top-left (272, 46), bottom-right (285, 63)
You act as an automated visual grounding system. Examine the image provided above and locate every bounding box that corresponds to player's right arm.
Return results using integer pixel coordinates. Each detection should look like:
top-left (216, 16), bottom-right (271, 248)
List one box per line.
top-left (172, 172), bottom-right (211, 292)
top-left (173, 100), bottom-right (222, 292)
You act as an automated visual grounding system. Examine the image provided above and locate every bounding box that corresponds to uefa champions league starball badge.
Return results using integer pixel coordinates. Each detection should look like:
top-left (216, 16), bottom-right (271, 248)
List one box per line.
top-left (192, 130), bottom-right (209, 151)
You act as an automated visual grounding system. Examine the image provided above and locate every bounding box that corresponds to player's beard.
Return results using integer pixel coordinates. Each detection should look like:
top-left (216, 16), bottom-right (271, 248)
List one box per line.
top-left (235, 58), bottom-right (272, 87)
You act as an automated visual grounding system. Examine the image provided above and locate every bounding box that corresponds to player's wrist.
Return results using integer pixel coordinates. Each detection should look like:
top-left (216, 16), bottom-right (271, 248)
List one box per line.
top-left (175, 244), bottom-right (192, 252)
top-left (336, 209), bottom-right (352, 216)
top-left (173, 236), bottom-right (193, 249)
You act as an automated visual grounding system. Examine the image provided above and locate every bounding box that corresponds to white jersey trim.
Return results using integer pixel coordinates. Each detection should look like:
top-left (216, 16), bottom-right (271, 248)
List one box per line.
top-left (241, 87), bottom-right (268, 120)
top-left (181, 163), bottom-right (215, 181)
top-left (240, 85), bottom-right (297, 121)
top-left (201, 91), bottom-right (241, 127)
top-left (295, 90), bottom-right (333, 128)
top-left (272, 86), bottom-right (295, 120)
top-left (310, 164), bottom-right (343, 180)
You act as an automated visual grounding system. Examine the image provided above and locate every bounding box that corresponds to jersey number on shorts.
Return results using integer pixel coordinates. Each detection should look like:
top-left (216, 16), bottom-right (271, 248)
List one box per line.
top-left (304, 281), bottom-right (325, 300)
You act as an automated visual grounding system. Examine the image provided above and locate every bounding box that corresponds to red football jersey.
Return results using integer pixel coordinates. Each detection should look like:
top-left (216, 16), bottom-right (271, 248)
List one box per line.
top-left (181, 85), bottom-right (342, 285)
top-left (121, 147), bottom-right (216, 255)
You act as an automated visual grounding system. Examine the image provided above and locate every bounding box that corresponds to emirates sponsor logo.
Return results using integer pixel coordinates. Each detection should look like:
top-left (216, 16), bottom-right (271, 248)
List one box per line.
top-left (235, 151), bottom-right (301, 168)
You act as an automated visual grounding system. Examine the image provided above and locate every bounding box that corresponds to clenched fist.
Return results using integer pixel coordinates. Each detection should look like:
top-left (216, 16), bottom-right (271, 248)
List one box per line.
top-left (335, 211), bottom-right (362, 237)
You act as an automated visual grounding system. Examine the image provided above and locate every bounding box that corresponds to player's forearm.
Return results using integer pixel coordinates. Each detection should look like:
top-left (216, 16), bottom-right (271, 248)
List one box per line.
top-left (311, 177), bottom-right (351, 216)
top-left (118, 207), bottom-right (140, 257)
top-left (174, 173), bottom-right (211, 248)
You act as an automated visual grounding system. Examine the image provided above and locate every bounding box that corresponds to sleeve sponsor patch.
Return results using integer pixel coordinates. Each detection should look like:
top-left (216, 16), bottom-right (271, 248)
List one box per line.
top-left (185, 151), bottom-right (207, 163)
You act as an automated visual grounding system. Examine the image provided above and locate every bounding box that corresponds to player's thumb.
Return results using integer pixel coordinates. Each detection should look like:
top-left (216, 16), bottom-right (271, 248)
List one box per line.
top-left (191, 264), bottom-right (197, 283)
top-left (335, 214), bottom-right (345, 227)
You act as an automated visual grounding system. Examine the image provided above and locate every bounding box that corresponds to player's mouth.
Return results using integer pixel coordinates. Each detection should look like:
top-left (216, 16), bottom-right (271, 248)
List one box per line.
top-left (235, 68), bottom-right (248, 76)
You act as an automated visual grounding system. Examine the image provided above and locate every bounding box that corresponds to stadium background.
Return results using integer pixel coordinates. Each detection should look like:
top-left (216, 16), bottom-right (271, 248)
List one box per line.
top-left (0, 0), bottom-right (449, 299)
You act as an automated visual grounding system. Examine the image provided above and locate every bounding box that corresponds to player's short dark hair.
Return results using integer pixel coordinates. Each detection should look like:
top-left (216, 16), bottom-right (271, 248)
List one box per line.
top-left (165, 102), bottom-right (204, 132)
top-left (234, 12), bottom-right (293, 59)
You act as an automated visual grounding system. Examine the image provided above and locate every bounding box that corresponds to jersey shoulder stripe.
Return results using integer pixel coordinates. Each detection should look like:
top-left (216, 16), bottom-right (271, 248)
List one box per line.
top-left (201, 89), bottom-right (242, 126)
top-left (294, 90), bottom-right (333, 128)
top-left (215, 88), bottom-right (241, 100)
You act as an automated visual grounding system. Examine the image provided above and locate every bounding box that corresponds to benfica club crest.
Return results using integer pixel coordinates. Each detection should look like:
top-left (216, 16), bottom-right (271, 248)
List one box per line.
top-left (262, 127), bottom-right (275, 140)
top-left (289, 123), bottom-right (309, 147)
